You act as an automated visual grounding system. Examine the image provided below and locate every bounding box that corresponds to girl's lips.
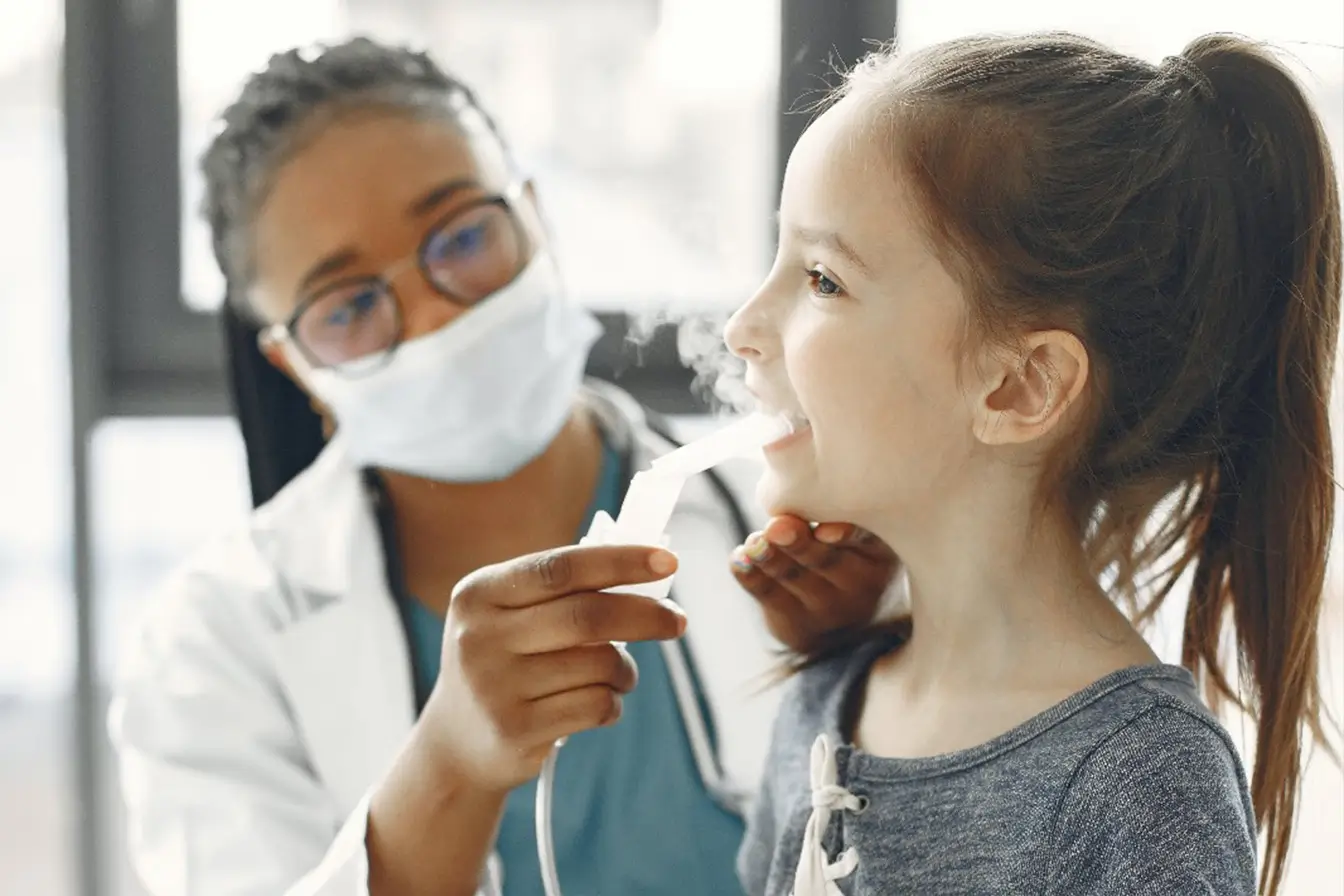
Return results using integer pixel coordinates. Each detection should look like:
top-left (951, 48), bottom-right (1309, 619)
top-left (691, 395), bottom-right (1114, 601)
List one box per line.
top-left (763, 422), bottom-right (813, 454)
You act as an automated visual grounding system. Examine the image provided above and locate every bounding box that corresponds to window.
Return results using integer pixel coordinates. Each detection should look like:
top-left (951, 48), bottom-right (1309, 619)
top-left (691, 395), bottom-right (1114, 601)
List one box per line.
top-left (178, 0), bottom-right (781, 313)
top-left (0, 2), bottom-right (76, 893)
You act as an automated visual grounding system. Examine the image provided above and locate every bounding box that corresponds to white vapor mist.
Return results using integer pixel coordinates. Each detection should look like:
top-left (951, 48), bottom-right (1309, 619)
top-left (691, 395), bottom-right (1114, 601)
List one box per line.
top-left (626, 309), bottom-right (753, 416)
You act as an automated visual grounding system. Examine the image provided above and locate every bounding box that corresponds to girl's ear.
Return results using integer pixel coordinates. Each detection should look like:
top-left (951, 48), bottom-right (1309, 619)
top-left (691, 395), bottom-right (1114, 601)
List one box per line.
top-left (971, 329), bottom-right (1089, 447)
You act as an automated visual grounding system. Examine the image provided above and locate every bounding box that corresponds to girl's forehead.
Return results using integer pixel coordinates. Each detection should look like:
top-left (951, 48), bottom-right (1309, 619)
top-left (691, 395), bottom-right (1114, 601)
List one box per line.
top-left (783, 99), bottom-right (928, 274)
top-left (787, 101), bottom-right (872, 189)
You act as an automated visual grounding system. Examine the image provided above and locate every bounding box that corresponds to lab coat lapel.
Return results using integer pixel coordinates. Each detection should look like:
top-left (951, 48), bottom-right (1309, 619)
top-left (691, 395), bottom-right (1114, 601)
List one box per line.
top-left (263, 438), bottom-right (417, 817)
top-left (273, 584), bottom-right (415, 817)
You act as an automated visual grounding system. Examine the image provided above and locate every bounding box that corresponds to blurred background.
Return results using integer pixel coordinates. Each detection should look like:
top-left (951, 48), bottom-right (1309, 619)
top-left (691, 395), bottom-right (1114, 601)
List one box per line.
top-left (0, 0), bottom-right (1340, 893)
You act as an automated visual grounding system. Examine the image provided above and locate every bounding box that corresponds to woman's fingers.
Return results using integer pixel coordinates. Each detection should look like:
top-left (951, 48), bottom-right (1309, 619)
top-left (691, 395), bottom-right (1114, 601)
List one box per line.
top-left (736, 530), bottom-right (846, 611)
top-left (522, 685), bottom-right (625, 748)
top-left (505, 590), bottom-right (687, 655)
top-left (435, 546), bottom-right (684, 792)
top-left (729, 559), bottom-right (821, 649)
top-left (730, 515), bottom-right (900, 652)
top-left (752, 518), bottom-right (893, 601)
top-left (454, 544), bottom-right (678, 610)
top-left (812, 521), bottom-right (899, 563)
top-left (519, 643), bottom-right (639, 701)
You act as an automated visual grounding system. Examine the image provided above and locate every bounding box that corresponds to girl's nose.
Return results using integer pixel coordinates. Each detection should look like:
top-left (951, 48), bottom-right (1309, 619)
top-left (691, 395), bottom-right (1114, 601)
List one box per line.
top-left (724, 288), bottom-right (774, 361)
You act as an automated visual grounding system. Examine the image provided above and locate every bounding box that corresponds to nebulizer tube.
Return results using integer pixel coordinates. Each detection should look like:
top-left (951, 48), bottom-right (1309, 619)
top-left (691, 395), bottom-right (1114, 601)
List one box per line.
top-left (536, 740), bottom-right (564, 895)
top-left (535, 412), bottom-right (792, 896)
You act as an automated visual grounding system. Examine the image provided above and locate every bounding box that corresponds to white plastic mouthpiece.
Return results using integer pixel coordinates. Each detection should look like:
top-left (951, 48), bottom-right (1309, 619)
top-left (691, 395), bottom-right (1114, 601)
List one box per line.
top-left (650, 412), bottom-right (793, 478)
top-left (581, 412), bottom-right (790, 599)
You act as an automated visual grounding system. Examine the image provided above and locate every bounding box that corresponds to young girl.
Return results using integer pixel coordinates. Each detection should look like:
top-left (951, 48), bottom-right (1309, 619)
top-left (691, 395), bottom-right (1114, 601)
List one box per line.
top-left (725, 32), bottom-right (1338, 896)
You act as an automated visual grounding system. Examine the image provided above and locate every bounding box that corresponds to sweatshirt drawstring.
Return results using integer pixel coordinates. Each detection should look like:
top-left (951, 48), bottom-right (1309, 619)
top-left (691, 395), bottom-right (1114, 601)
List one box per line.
top-left (791, 734), bottom-right (862, 896)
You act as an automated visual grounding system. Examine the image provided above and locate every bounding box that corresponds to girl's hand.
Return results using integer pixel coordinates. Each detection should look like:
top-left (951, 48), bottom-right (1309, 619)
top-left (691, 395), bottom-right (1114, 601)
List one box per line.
top-left (730, 515), bottom-right (899, 652)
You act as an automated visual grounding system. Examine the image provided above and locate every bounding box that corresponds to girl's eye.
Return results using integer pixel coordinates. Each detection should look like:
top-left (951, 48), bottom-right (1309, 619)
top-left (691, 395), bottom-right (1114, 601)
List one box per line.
top-left (807, 267), bottom-right (844, 299)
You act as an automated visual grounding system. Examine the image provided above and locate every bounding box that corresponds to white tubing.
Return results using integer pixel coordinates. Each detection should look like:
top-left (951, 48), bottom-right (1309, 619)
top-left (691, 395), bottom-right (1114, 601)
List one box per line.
top-left (537, 738), bottom-right (565, 896)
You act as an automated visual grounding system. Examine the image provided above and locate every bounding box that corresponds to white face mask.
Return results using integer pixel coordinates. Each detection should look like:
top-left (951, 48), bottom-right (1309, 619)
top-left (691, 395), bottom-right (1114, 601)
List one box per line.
top-left (289, 251), bottom-right (601, 482)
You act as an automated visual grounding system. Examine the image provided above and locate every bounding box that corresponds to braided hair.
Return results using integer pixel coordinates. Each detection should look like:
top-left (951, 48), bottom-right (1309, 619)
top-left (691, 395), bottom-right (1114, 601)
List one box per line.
top-left (201, 36), bottom-right (505, 318)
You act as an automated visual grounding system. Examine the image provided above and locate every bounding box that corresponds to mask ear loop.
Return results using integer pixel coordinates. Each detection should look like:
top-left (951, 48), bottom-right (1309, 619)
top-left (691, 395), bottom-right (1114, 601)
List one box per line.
top-left (257, 323), bottom-right (304, 367)
top-left (265, 320), bottom-right (349, 380)
top-left (259, 326), bottom-right (337, 437)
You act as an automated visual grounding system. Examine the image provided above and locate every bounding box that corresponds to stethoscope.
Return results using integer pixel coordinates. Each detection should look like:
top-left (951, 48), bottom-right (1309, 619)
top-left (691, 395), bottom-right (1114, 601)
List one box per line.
top-left (366, 412), bottom-right (753, 896)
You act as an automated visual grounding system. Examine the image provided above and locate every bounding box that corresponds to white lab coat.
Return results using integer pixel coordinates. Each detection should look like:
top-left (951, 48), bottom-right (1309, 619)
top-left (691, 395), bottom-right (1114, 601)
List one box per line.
top-left (109, 382), bottom-right (785, 896)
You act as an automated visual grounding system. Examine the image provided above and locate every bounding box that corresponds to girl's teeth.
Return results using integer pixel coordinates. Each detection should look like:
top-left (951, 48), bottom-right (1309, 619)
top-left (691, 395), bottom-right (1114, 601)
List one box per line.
top-left (763, 407), bottom-right (809, 433)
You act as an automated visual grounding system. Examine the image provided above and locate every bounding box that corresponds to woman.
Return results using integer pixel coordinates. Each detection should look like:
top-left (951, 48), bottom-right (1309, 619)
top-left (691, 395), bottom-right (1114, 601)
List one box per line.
top-left (109, 38), bottom-right (898, 896)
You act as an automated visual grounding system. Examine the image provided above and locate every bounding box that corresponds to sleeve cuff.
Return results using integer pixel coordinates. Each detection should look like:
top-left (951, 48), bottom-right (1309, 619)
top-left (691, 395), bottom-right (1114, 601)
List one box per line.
top-left (286, 793), bottom-right (504, 896)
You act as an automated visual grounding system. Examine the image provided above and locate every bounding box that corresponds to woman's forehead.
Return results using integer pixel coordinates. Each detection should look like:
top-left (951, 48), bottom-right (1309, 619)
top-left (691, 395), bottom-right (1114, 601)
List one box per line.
top-left (263, 110), bottom-right (510, 216)
top-left (248, 111), bottom-right (512, 316)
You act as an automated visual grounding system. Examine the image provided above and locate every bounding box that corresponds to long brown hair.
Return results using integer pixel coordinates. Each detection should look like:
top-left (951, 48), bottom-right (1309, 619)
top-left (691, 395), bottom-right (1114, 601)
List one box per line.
top-left (823, 33), bottom-right (1339, 895)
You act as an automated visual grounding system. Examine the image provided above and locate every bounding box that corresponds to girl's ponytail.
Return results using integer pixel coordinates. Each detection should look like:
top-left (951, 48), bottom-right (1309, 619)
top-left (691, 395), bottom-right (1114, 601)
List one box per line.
top-left (1176, 35), bottom-right (1340, 895)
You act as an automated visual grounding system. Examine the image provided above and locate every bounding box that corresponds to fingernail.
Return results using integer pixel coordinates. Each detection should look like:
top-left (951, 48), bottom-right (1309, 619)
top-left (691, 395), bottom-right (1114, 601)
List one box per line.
top-left (768, 525), bottom-right (796, 547)
top-left (815, 525), bottom-right (844, 544)
top-left (730, 547), bottom-right (753, 572)
top-left (649, 550), bottom-right (678, 576)
top-left (658, 601), bottom-right (688, 637)
top-left (744, 534), bottom-right (772, 562)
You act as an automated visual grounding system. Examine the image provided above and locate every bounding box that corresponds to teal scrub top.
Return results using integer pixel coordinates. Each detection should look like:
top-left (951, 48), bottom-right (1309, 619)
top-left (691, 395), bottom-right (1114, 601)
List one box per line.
top-left (381, 442), bottom-right (746, 896)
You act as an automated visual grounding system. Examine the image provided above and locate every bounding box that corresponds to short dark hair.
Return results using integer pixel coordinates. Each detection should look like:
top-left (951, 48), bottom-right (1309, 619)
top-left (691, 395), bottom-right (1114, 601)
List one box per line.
top-left (200, 36), bottom-right (504, 316)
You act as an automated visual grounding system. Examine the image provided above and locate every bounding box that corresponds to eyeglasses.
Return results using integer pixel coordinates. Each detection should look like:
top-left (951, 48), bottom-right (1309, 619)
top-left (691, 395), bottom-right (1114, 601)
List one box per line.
top-left (275, 182), bottom-right (532, 375)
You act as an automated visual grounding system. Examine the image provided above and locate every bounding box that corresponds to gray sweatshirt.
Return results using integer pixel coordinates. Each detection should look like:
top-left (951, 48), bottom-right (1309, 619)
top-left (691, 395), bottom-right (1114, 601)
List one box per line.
top-left (737, 639), bottom-right (1257, 895)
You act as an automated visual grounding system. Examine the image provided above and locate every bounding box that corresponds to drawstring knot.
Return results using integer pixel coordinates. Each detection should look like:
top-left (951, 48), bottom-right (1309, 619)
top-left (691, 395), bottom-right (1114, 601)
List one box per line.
top-left (791, 734), bottom-right (862, 896)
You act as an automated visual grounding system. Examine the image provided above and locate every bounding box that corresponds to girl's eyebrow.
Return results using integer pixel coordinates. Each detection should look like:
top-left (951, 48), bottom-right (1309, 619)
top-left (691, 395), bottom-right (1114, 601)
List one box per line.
top-left (788, 223), bottom-right (873, 276)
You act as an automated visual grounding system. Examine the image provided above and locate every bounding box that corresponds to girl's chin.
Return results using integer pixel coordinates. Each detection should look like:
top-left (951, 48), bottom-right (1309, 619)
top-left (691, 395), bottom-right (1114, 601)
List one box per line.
top-left (755, 472), bottom-right (818, 521)
top-left (756, 471), bottom-right (874, 530)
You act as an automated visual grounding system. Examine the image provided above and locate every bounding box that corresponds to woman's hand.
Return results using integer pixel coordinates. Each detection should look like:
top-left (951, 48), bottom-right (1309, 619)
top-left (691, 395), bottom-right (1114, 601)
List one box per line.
top-left (421, 544), bottom-right (686, 793)
top-left (731, 515), bottom-right (899, 652)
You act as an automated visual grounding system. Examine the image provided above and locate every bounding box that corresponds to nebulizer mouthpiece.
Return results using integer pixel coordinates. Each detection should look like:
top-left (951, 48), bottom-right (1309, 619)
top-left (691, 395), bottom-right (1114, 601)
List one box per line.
top-left (536, 412), bottom-right (791, 896)
top-left (580, 412), bottom-right (792, 594)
